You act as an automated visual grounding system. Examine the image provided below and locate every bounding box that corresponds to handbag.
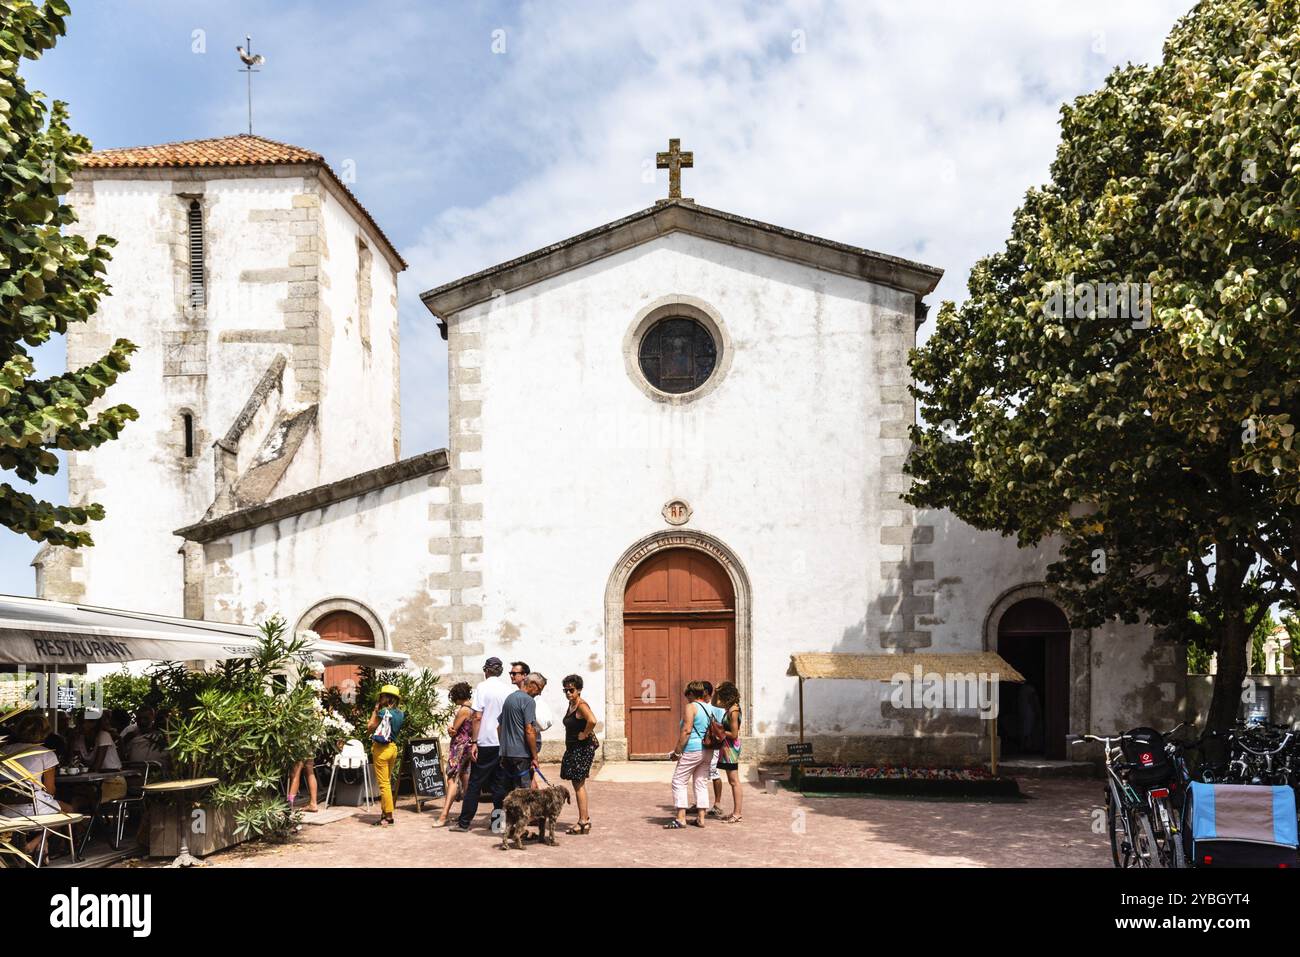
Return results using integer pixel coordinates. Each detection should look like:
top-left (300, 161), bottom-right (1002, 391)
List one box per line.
top-left (700, 702), bottom-right (727, 750)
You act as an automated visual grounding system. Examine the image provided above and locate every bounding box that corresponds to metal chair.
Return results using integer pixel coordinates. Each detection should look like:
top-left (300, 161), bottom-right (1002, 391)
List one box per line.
top-left (0, 750), bottom-right (83, 866)
top-left (1, 811), bottom-right (85, 867)
top-left (0, 774), bottom-right (82, 867)
top-left (109, 761), bottom-right (162, 849)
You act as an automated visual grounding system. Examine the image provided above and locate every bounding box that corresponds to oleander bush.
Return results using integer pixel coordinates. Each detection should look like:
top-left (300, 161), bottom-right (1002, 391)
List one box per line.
top-left (152, 614), bottom-right (317, 843)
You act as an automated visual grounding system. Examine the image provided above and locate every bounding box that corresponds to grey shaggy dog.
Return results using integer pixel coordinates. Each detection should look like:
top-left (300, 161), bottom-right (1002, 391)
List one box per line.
top-left (498, 785), bottom-right (571, 850)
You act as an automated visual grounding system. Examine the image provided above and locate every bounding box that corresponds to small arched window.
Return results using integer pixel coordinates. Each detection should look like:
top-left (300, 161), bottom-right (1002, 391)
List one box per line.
top-left (182, 412), bottom-right (195, 458)
top-left (187, 201), bottom-right (205, 307)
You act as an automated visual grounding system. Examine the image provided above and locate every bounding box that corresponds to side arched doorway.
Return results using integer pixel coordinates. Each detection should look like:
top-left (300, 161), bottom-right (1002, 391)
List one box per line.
top-left (996, 597), bottom-right (1071, 759)
top-left (314, 610), bottom-right (375, 695)
top-left (623, 548), bottom-right (735, 758)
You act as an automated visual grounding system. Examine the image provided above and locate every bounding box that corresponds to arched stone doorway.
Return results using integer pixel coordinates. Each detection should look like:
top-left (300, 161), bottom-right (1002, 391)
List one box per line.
top-left (995, 597), bottom-right (1072, 760)
top-left (604, 530), bottom-right (752, 761)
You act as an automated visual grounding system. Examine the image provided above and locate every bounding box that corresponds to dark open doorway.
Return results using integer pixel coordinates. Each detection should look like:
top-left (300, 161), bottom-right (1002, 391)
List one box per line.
top-left (997, 598), bottom-right (1071, 759)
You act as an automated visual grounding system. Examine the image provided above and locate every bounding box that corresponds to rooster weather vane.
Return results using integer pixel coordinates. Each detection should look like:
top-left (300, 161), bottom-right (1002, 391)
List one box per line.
top-left (237, 36), bottom-right (266, 135)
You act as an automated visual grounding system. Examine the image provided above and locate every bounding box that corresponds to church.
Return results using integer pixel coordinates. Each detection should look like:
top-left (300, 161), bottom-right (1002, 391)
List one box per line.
top-left (31, 134), bottom-right (1184, 764)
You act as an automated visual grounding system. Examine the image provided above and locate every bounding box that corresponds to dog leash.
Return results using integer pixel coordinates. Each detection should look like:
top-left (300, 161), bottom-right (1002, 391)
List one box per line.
top-left (533, 766), bottom-right (550, 786)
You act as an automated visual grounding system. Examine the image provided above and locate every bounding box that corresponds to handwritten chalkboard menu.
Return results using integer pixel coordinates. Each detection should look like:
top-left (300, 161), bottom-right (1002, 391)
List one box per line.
top-left (407, 738), bottom-right (445, 810)
top-left (787, 742), bottom-right (814, 765)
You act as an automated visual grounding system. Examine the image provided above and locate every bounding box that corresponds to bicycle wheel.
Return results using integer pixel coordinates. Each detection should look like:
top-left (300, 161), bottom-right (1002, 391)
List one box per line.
top-left (1131, 807), bottom-right (1157, 868)
top-left (1106, 787), bottom-right (1135, 868)
top-left (1150, 796), bottom-right (1184, 869)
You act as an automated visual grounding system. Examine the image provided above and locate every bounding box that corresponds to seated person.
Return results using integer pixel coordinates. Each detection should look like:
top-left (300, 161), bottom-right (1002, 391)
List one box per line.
top-left (42, 710), bottom-right (70, 762)
top-left (119, 706), bottom-right (170, 771)
top-left (67, 709), bottom-right (127, 809)
top-left (1, 712), bottom-right (74, 858)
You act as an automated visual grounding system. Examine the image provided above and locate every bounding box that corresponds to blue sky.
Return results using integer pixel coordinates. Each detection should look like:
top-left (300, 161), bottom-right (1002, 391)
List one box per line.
top-left (0, 0), bottom-right (1194, 596)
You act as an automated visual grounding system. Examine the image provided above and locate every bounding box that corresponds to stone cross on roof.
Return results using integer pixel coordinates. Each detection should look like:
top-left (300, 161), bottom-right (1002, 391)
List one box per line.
top-left (655, 137), bottom-right (693, 204)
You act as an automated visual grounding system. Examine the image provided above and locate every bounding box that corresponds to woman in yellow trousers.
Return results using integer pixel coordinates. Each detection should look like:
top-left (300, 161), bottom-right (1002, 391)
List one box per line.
top-left (366, 684), bottom-right (406, 827)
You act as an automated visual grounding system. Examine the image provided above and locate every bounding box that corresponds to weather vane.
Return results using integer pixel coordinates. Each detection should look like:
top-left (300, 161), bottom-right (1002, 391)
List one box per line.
top-left (236, 36), bottom-right (266, 135)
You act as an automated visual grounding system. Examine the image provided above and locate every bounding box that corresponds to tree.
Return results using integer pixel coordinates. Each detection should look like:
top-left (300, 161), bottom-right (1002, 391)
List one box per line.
top-left (0, 0), bottom-right (136, 546)
top-left (906, 0), bottom-right (1299, 733)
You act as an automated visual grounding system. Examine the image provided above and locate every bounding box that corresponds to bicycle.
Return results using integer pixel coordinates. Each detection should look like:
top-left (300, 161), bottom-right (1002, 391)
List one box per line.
top-left (1228, 724), bottom-right (1295, 786)
top-left (1074, 728), bottom-right (1184, 869)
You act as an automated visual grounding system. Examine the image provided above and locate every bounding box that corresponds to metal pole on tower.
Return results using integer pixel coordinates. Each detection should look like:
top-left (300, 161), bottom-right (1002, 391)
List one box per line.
top-left (246, 36), bottom-right (253, 134)
top-left (237, 36), bottom-right (264, 135)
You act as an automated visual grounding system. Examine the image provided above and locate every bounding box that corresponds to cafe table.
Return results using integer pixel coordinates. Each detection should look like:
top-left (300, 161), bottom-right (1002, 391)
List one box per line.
top-left (142, 777), bottom-right (220, 867)
top-left (54, 768), bottom-right (143, 856)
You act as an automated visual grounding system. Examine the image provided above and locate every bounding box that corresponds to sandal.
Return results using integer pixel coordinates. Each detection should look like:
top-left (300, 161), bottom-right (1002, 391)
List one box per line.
top-left (663, 819), bottom-right (686, 829)
top-left (689, 818), bottom-right (706, 828)
top-left (431, 819), bottom-right (449, 829)
top-left (566, 820), bottom-right (592, 835)
top-left (723, 814), bottom-right (743, 824)
top-left (705, 805), bottom-right (724, 818)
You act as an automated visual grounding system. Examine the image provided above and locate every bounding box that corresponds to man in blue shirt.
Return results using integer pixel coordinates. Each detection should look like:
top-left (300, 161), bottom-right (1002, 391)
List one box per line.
top-left (498, 673), bottom-right (546, 795)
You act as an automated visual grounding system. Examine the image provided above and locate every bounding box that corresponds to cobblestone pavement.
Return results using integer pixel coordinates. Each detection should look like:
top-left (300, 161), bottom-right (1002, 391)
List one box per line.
top-left (202, 772), bottom-right (1113, 868)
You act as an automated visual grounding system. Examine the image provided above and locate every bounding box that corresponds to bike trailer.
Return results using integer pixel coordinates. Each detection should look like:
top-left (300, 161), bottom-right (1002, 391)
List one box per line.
top-left (1184, 781), bottom-right (1298, 868)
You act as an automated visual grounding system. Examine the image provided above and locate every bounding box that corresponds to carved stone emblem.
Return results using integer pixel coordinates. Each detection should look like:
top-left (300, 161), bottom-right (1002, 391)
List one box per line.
top-left (662, 500), bottom-right (692, 526)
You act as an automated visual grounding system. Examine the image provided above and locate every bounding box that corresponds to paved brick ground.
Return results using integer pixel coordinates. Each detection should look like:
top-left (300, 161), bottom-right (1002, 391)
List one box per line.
top-left (203, 771), bottom-right (1113, 868)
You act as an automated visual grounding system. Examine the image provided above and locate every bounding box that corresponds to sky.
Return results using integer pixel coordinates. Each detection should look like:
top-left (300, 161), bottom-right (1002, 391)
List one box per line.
top-left (0, 0), bottom-right (1195, 596)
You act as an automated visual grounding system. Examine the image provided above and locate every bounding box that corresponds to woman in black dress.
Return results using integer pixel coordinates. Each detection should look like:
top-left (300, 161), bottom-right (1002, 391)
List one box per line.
top-left (560, 674), bottom-right (598, 834)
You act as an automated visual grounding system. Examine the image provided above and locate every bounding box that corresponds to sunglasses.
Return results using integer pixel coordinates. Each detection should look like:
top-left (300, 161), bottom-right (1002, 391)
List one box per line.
top-left (562, 687), bottom-right (577, 694)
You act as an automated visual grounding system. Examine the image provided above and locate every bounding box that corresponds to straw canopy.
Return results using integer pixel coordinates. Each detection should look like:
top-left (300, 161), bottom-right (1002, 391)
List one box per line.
top-left (787, 652), bottom-right (1025, 683)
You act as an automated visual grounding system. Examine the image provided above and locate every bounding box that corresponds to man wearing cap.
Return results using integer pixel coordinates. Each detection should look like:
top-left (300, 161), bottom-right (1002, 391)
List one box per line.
top-left (452, 657), bottom-right (514, 832)
top-left (367, 684), bottom-right (405, 826)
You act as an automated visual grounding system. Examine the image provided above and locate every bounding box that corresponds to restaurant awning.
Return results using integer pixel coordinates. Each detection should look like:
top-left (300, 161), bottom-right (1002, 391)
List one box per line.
top-left (0, 594), bottom-right (410, 670)
top-left (787, 652), bottom-right (1026, 683)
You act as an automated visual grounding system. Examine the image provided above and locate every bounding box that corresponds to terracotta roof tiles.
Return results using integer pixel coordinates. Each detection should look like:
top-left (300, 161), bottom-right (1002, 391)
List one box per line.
top-left (81, 134), bottom-right (405, 269)
top-left (82, 134), bottom-right (322, 170)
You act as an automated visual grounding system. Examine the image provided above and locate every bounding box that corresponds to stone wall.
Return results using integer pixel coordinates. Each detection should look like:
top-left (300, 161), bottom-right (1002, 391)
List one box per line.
top-left (35, 165), bottom-right (401, 615)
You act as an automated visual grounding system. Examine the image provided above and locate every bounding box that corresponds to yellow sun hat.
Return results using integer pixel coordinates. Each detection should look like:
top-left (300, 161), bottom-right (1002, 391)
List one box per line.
top-left (378, 684), bottom-right (402, 700)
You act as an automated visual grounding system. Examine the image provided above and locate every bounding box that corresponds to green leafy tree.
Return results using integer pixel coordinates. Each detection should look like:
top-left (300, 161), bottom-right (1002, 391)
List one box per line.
top-left (0, 0), bottom-right (136, 545)
top-left (98, 666), bottom-right (153, 714)
top-left (906, 0), bottom-right (1299, 733)
top-left (1283, 613), bottom-right (1300, 671)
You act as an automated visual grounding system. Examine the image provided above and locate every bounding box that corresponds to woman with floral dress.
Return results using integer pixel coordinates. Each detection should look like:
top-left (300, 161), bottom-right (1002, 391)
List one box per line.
top-left (433, 682), bottom-right (474, 828)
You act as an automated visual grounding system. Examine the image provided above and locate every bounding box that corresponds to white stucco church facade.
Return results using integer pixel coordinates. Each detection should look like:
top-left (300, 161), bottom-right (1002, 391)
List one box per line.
top-left (32, 134), bottom-right (1183, 764)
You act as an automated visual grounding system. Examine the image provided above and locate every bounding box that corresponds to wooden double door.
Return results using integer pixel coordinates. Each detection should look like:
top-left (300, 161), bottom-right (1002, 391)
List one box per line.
top-left (314, 610), bottom-right (375, 696)
top-left (624, 549), bottom-right (735, 758)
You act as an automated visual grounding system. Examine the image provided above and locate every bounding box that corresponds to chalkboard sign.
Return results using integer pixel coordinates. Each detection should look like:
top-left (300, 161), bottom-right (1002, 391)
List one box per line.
top-left (787, 742), bottom-right (814, 765)
top-left (407, 738), bottom-right (445, 811)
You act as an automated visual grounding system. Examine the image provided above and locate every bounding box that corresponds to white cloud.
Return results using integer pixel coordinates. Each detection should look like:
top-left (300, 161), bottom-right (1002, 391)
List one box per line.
top-left (402, 1), bottom-right (1194, 446)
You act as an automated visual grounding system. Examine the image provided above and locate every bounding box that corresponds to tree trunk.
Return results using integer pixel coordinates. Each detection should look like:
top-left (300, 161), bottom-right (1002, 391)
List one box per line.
top-left (1206, 612), bottom-right (1248, 734)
